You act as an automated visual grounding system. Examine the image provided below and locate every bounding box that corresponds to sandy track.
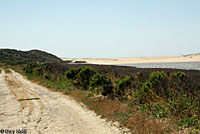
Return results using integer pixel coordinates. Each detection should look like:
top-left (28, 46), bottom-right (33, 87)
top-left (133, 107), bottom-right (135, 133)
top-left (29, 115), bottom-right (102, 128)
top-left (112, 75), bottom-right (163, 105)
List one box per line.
top-left (0, 69), bottom-right (128, 134)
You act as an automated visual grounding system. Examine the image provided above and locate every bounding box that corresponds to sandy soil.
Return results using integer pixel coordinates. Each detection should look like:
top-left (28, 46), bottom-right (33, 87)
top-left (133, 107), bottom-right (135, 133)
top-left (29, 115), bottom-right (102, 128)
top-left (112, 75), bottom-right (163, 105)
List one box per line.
top-left (0, 69), bottom-right (129, 134)
top-left (62, 54), bottom-right (200, 65)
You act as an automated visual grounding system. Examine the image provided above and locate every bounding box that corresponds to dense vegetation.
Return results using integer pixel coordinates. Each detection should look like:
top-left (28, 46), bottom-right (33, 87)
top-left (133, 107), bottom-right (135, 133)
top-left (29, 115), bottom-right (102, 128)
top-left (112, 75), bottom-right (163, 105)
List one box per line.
top-left (1, 49), bottom-right (200, 133)
top-left (0, 49), bottom-right (63, 65)
top-left (22, 62), bottom-right (200, 133)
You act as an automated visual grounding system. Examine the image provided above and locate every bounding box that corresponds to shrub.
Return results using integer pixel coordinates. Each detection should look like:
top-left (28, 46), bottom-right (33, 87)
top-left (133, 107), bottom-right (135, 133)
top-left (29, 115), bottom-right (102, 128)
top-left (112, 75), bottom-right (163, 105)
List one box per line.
top-left (170, 72), bottom-right (185, 80)
top-left (114, 76), bottom-right (132, 99)
top-left (149, 71), bottom-right (170, 98)
top-left (134, 71), bottom-right (168, 103)
top-left (44, 73), bottom-right (50, 80)
top-left (178, 115), bottom-right (199, 127)
top-left (140, 104), bottom-right (168, 118)
top-left (135, 72), bottom-right (142, 81)
top-left (66, 67), bottom-right (113, 95)
top-left (34, 67), bottom-right (43, 76)
top-left (115, 76), bottom-right (131, 90)
top-left (149, 71), bottom-right (166, 86)
top-left (77, 67), bottom-right (96, 89)
top-left (65, 68), bottom-right (81, 80)
top-left (43, 62), bottom-right (53, 71)
top-left (134, 80), bottom-right (153, 104)
top-left (89, 73), bottom-right (113, 95)
top-left (66, 67), bottom-right (96, 90)
top-left (176, 72), bottom-right (185, 79)
top-left (151, 104), bottom-right (167, 118)
top-left (23, 64), bottom-right (35, 74)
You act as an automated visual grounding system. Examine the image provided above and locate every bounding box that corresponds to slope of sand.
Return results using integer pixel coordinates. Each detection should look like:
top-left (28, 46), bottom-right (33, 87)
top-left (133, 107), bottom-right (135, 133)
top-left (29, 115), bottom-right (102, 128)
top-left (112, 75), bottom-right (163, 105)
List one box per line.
top-left (62, 54), bottom-right (200, 65)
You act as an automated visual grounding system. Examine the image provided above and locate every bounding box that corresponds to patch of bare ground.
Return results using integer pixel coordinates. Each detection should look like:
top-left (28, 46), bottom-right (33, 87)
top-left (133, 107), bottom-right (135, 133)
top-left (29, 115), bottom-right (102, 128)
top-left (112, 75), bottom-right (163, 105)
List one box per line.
top-left (5, 73), bottom-right (44, 114)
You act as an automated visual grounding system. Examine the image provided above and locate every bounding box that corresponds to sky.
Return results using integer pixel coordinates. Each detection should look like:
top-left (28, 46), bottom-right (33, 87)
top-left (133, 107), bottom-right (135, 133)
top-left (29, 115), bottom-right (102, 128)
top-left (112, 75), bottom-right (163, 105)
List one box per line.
top-left (0, 0), bottom-right (200, 58)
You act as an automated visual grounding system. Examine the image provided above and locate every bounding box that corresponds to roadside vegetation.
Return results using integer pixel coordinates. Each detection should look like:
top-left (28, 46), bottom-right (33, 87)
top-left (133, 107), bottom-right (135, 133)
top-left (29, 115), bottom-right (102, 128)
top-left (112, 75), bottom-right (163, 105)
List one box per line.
top-left (5, 62), bottom-right (198, 134)
top-left (1, 49), bottom-right (199, 133)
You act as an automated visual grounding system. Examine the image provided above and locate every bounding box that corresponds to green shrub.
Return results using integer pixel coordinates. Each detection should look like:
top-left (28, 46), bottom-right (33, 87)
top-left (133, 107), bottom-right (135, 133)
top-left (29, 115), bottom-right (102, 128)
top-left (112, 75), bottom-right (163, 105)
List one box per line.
top-left (134, 80), bottom-right (153, 104)
top-left (115, 76), bottom-right (131, 90)
top-left (178, 115), bottom-right (199, 127)
top-left (89, 73), bottom-right (104, 88)
top-left (43, 62), bottom-right (53, 71)
top-left (135, 72), bottom-right (142, 81)
top-left (65, 68), bottom-right (81, 80)
top-left (77, 67), bottom-right (96, 89)
top-left (89, 73), bottom-right (113, 95)
top-left (140, 104), bottom-right (168, 118)
top-left (66, 67), bottom-right (96, 90)
top-left (114, 76), bottom-right (132, 99)
top-left (44, 73), bottom-right (50, 80)
top-left (66, 67), bottom-right (113, 95)
top-left (149, 71), bottom-right (166, 86)
top-left (23, 64), bottom-right (35, 74)
top-left (170, 72), bottom-right (185, 81)
top-left (34, 67), bottom-right (43, 76)
top-left (151, 104), bottom-right (167, 118)
top-left (149, 71), bottom-right (170, 98)
top-left (176, 72), bottom-right (185, 79)
top-left (134, 71), bottom-right (168, 103)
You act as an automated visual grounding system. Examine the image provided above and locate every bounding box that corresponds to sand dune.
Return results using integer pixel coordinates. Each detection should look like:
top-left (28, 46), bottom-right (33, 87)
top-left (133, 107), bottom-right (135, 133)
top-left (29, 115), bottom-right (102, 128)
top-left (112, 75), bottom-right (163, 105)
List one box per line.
top-left (62, 54), bottom-right (200, 65)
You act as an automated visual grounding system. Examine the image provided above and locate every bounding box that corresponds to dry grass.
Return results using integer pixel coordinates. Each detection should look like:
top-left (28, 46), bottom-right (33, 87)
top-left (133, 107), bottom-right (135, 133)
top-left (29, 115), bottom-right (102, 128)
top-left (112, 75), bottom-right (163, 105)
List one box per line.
top-left (68, 90), bottom-right (179, 134)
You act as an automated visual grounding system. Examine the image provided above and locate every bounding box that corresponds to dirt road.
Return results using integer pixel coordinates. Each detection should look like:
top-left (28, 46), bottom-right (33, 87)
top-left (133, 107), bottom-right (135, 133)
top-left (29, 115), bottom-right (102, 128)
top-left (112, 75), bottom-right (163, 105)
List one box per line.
top-left (0, 69), bottom-right (128, 134)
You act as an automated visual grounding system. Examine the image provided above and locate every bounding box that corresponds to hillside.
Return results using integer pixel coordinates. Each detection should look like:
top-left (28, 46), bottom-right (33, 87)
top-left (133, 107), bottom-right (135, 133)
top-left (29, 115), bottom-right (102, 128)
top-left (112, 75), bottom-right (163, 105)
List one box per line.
top-left (0, 49), bottom-right (62, 65)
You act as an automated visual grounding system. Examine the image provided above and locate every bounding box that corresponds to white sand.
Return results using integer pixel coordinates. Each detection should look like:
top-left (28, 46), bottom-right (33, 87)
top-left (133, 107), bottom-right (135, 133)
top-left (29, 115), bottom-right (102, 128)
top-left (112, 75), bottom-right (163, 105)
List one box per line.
top-left (62, 54), bottom-right (200, 65)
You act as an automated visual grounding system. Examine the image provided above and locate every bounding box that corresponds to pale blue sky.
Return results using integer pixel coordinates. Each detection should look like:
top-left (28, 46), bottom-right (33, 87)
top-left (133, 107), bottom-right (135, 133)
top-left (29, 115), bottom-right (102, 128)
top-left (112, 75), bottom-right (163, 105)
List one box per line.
top-left (0, 0), bottom-right (200, 58)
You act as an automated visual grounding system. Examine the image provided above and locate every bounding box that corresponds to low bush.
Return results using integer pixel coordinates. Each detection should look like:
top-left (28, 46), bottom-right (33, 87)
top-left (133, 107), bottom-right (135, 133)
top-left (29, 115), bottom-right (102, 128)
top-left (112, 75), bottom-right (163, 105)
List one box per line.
top-left (43, 73), bottom-right (50, 80)
top-left (34, 67), bottom-right (43, 76)
top-left (23, 64), bottom-right (35, 74)
top-left (115, 76), bottom-right (132, 91)
top-left (66, 67), bottom-right (96, 89)
top-left (170, 72), bottom-right (185, 80)
top-left (78, 67), bottom-right (96, 89)
top-left (140, 104), bottom-right (167, 118)
top-left (66, 67), bottom-right (114, 95)
top-left (149, 71), bottom-right (166, 86)
top-left (114, 76), bottom-right (132, 99)
top-left (89, 73), bottom-right (113, 95)
top-left (151, 104), bottom-right (168, 118)
top-left (65, 68), bottom-right (81, 80)
top-left (43, 62), bottom-right (53, 71)
top-left (134, 80), bottom-right (154, 104)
